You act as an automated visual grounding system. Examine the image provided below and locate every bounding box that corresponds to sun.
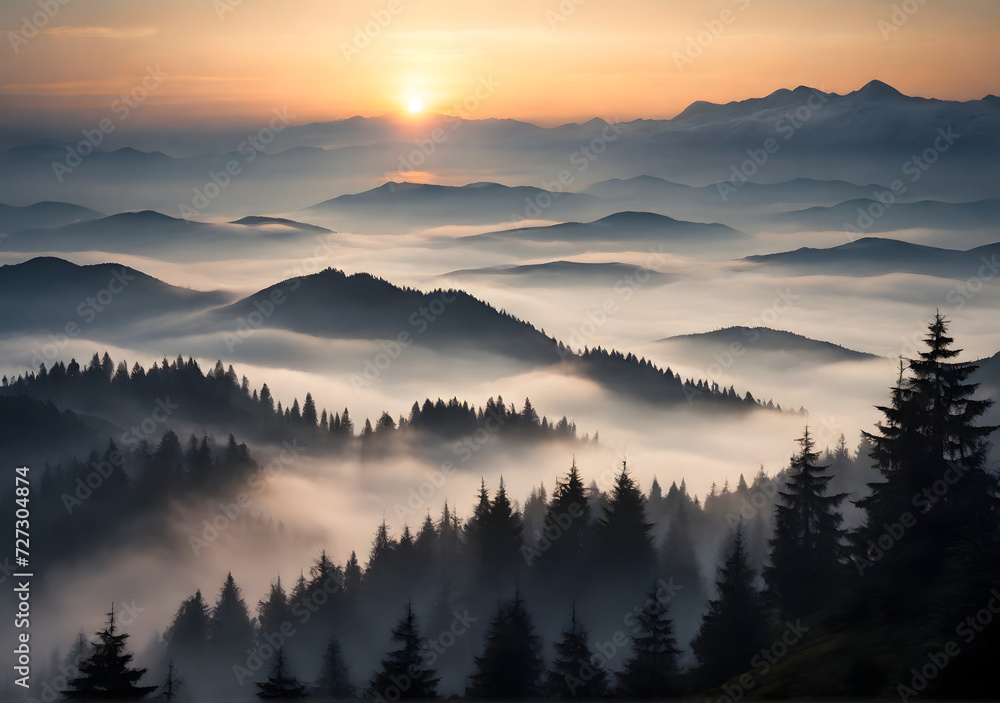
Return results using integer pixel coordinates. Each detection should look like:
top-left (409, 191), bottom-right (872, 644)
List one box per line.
top-left (407, 97), bottom-right (424, 114)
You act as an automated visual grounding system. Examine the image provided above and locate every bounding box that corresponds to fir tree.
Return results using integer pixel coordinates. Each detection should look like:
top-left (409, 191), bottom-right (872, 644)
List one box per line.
top-left (616, 585), bottom-right (681, 699)
top-left (165, 590), bottom-right (210, 668)
top-left (63, 605), bottom-right (157, 699)
top-left (160, 661), bottom-right (182, 701)
top-left (594, 461), bottom-right (655, 582)
top-left (370, 602), bottom-right (440, 699)
top-left (765, 426), bottom-right (847, 620)
top-left (315, 635), bottom-right (355, 699)
top-left (546, 604), bottom-right (609, 698)
top-left (536, 460), bottom-right (592, 573)
top-left (258, 577), bottom-right (292, 644)
top-left (302, 393), bottom-right (318, 427)
top-left (691, 524), bottom-right (768, 687)
top-left (467, 592), bottom-right (544, 699)
top-left (255, 646), bottom-right (308, 699)
top-left (855, 315), bottom-right (999, 607)
top-left (210, 573), bottom-right (254, 664)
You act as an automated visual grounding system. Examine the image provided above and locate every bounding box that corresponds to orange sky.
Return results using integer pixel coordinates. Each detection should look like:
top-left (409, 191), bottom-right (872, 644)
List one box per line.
top-left (1, 0), bottom-right (998, 128)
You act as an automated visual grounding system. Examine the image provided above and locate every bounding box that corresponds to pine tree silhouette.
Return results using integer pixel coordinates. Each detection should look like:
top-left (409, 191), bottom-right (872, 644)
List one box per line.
top-left (62, 604), bottom-right (157, 699)
top-left (765, 426), bottom-right (847, 620)
top-left (692, 524), bottom-right (768, 687)
top-left (467, 591), bottom-right (544, 699)
top-left (855, 314), bottom-right (999, 611)
top-left (594, 461), bottom-right (655, 582)
top-left (315, 635), bottom-right (355, 699)
top-left (616, 585), bottom-right (681, 698)
top-left (537, 459), bottom-right (592, 574)
top-left (546, 603), bottom-right (608, 698)
top-left (209, 573), bottom-right (254, 666)
top-left (370, 601), bottom-right (440, 700)
top-left (160, 661), bottom-right (182, 701)
top-left (255, 646), bottom-right (308, 699)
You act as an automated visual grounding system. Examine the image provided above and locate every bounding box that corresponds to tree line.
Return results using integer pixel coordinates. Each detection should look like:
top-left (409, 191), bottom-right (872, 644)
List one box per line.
top-left (38, 314), bottom-right (1000, 699)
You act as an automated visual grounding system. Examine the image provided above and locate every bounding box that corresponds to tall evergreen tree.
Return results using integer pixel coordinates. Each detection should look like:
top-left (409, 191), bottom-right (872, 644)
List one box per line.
top-left (160, 661), bottom-right (183, 702)
top-left (302, 393), bottom-right (318, 427)
top-left (855, 315), bottom-right (999, 607)
top-left (315, 635), bottom-right (355, 700)
top-left (63, 605), bottom-right (157, 699)
top-left (482, 478), bottom-right (523, 580)
top-left (765, 427), bottom-right (847, 620)
top-left (257, 577), bottom-right (292, 643)
top-left (691, 524), bottom-right (768, 687)
top-left (594, 461), bottom-right (655, 582)
top-left (165, 590), bottom-right (210, 669)
top-left (617, 585), bottom-right (681, 699)
top-left (255, 646), bottom-right (308, 699)
top-left (210, 573), bottom-right (255, 665)
top-left (467, 592), bottom-right (544, 699)
top-left (546, 604), bottom-right (609, 699)
top-left (370, 602), bottom-right (440, 700)
top-left (537, 460), bottom-right (592, 574)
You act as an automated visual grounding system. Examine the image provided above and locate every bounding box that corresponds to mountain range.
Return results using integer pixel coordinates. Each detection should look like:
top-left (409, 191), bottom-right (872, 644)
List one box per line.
top-left (743, 237), bottom-right (1000, 278)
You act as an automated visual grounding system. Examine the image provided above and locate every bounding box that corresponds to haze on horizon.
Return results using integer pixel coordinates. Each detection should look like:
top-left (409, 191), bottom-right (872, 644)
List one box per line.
top-left (1, 0), bottom-right (999, 133)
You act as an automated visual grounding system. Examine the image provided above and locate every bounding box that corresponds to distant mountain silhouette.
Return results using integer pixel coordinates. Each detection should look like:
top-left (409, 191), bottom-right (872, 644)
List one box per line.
top-left (444, 260), bottom-right (675, 286)
top-left (3, 210), bottom-right (310, 260)
top-left (659, 326), bottom-right (879, 364)
top-left (457, 211), bottom-right (745, 248)
top-left (743, 237), bottom-right (1000, 278)
top-left (214, 267), bottom-right (780, 412)
top-left (0, 257), bottom-right (231, 334)
top-left (1, 256), bottom-right (784, 413)
top-left (584, 176), bottom-right (887, 208)
top-left (304, 181), bottom-right (602, 230)
top-left (765, 198), bottom-right (1000, 233)
top-left (0, 200), bottom-right (104, 232)
top-left (231, 215), bottom-right (332, 233)
top-left (214, 267), bottom-right (564, 363)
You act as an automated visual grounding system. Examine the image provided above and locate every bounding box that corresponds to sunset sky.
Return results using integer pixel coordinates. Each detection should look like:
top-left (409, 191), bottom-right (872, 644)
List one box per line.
top-left (1, 0), bottom-right (998, 130)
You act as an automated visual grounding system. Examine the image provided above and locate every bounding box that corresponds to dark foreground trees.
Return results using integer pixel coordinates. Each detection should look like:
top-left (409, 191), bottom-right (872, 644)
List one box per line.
top-left (370, 602), bottom-right (440, 700)
top-left (467, 593), bottom-right (544, 699)
top-left (62, 605), bottom-right (157, 699)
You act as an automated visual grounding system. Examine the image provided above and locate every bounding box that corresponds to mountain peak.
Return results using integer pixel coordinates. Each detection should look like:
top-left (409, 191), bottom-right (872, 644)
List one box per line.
top-left (853, 80), bottom-right (906, 100)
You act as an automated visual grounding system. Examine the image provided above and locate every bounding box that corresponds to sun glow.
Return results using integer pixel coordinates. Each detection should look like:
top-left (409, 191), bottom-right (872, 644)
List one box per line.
top-left (407, 98), bottom-right (424, 114)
